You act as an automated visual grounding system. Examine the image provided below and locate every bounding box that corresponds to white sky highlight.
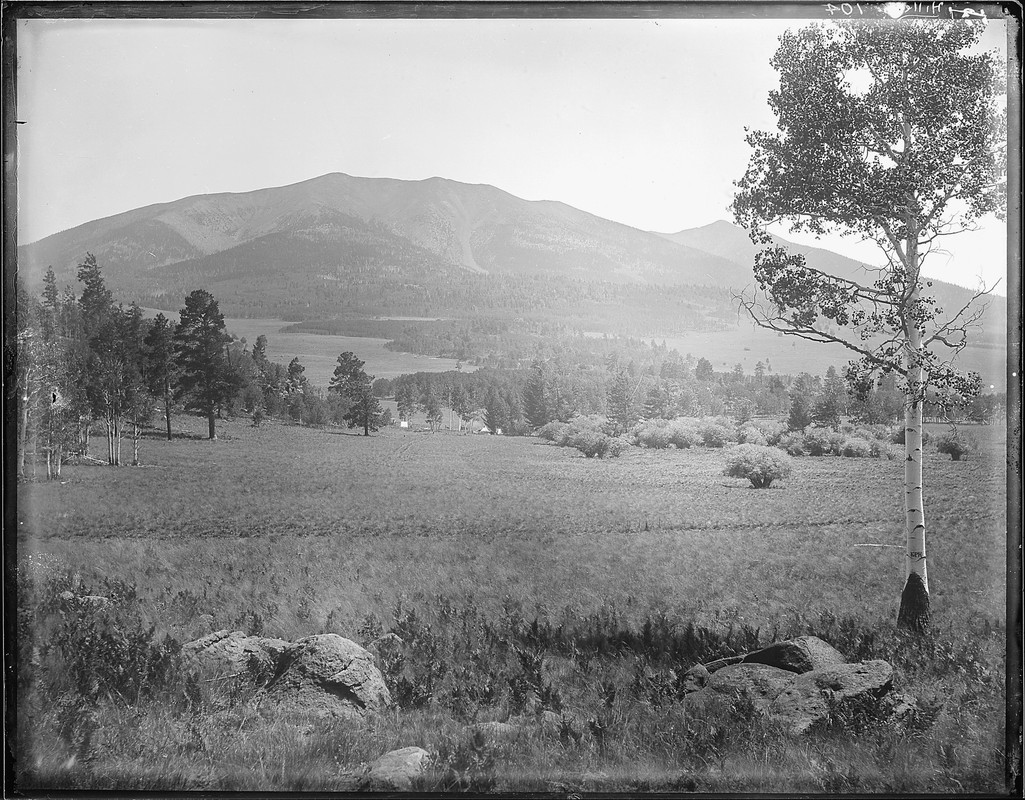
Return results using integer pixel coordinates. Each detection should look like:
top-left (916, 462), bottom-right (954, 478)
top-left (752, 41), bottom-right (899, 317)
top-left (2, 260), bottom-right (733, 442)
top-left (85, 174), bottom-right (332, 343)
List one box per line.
top-left (16, 15), bottom-right (1011, 293)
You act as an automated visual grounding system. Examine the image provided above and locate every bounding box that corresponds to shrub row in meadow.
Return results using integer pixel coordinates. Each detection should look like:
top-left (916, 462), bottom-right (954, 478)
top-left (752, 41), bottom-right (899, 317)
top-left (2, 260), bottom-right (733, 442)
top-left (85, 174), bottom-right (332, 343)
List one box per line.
top-left (630, 417), bottom-right (786, 450)
top-left (777, 424), bottom-right (903, 460)
top-left (537, 416), bottom-right (629, 459)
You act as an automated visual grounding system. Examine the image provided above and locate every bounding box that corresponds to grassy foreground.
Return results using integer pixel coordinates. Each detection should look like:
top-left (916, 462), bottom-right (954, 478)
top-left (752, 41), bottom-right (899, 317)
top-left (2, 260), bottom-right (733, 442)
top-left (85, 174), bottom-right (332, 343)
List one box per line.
top-left (14, 416), bottom-right (1009, 792)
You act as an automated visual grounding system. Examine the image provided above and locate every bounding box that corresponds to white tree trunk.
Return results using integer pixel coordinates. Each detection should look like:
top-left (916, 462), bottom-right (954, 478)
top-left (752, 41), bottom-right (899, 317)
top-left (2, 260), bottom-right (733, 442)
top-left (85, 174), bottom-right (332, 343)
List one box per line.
top-left (897, 241), bottom-right (930, 632)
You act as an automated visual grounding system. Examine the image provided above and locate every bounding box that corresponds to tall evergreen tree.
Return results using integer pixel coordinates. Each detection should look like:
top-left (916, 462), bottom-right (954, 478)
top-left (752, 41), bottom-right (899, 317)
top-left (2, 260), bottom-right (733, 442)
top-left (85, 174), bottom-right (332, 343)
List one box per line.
top-left (174, 290), bottom-right (240, 440)
top-left (329, 351), bottom-right (383, 436)
top-left (143, 313), bottom-right (178, 441)
top-left (606, 369), bottom-right (636, 436)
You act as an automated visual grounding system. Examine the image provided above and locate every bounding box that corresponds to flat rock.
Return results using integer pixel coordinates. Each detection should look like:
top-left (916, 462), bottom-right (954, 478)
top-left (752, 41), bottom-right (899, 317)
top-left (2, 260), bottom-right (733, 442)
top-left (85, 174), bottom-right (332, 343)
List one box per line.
top-left (706, 663), bottom-right (796, 711)
top-left (768, 660), bottom-right (894, 734)
top-left (183, 630), bottom-right (289, 679)
top-left (366, 746), bottom-right (431, 791)
top-left (264, 634), bottom-right (392, 719)
top-left (742, 635), bottom-right (846, 674)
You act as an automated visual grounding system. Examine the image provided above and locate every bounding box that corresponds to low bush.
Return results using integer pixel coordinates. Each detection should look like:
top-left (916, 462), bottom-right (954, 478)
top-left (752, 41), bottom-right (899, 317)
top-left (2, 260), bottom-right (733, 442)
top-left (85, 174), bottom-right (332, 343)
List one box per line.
top-left (748, 419), bottom-right (786, 445)
top-left (869, 439), bottom-right (902, 460)
top-left (537, 421), bottom-right (569, 443)
top-left (777, 431), bottom-right (807, 456)
top-left (666, 419), bottom-right (704, 449)
top-left (839, 437), bottom-right (874, 458)
top-left (736, 425), bottom-right (768, 446)
top-left (723, 444), bottom-right (793, 488)
top-left (699, 422), bottom-right (735, 449)
top-left (936, 431), bottom-right (975, 461)
top-left (890, 426), bottom-right (932, 446)
top-left (632, 420), bottom-right (672, 449)
top-left (803, 428), bottom-right (844, 456)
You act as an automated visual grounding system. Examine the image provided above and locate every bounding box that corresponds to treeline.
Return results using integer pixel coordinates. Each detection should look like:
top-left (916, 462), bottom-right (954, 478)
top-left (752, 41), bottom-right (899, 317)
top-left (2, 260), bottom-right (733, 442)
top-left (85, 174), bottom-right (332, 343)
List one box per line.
top-left (375, 348), bottom-right (1004, 438)
top-left (13, 255), bottom-right (384, 479)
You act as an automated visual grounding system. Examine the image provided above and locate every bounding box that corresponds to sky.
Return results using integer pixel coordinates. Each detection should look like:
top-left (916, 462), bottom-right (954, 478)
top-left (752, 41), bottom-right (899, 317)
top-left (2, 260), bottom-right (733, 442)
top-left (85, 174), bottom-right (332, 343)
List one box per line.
top-left (15, 12), bottom-right (1011, 293)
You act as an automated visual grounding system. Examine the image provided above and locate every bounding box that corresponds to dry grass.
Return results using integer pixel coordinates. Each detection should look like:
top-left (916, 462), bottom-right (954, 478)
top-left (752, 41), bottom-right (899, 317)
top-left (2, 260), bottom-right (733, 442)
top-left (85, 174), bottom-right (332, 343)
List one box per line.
top-left (13, 414), bottom-right (1010, 792)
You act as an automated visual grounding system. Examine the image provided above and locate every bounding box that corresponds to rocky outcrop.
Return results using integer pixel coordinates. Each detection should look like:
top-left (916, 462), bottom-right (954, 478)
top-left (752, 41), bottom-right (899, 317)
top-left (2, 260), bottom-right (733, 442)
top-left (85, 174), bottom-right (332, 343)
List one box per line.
top-left (680, 638), bottom-right (905, 735)
top-left (767, 660), bottom-right (894, 734)
top-left (263, 634), bottom-right (392, 719)
top-left (365, 746), bottom-right (431, 791)
top-left (741, 635), bottom-right (846, 674)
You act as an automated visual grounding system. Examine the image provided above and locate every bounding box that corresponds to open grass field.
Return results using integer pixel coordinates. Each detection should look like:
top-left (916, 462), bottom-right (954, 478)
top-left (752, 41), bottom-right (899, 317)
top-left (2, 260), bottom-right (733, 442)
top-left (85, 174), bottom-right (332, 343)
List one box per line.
top-left (141, 311), bottom-right (468, 386)
top-left (14, 416), bottom-right (1011, 792)
top-left (661, 324), bottom-right (1007, 393)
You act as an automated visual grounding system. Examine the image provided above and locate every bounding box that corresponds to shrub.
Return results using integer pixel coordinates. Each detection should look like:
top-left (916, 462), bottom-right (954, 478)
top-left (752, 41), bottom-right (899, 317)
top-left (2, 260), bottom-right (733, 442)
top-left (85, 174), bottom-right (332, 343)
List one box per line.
top-left (737, 425), bottom-right (769, 446)
top-left (723, 444), bottom-right (794, 488)
top-left (632, 420), bottom-right (672, 449)
top-left (777, 432), bottom-right (807, 456)
top-left (748, 419), bottom-right (786, 445)
top-left (666, 419), bottom-right (704, 449)
top-left (839, 437), bottom-right (874, 458)
top-left (890, 426), bottom-right (932, 446)
top-left (570, 431), bottom-right (612, 459)
top-left (937, 431), bottom-right (975, 461)
top-left (803, 428), bottom-right (843, 456)
top-left (699, 422), bottom-right (736, 448)
top-left (538, 421), bottom-right (569, 443)
top-left (869, 439), bottom-right (902, 460)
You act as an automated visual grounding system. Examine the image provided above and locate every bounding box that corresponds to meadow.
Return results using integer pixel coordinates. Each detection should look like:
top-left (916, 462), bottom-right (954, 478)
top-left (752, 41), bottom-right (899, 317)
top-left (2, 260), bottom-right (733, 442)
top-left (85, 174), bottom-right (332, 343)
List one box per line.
top-left (14, 415), bottom-right (1010, 793)
top-left (140, 310), bottom-right (468, 385)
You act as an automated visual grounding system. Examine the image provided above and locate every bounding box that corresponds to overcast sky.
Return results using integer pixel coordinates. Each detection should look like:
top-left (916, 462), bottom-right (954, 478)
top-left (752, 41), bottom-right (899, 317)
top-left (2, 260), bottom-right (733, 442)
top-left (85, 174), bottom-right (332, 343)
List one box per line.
top-left (16, 13), bottom-right (1010, 292)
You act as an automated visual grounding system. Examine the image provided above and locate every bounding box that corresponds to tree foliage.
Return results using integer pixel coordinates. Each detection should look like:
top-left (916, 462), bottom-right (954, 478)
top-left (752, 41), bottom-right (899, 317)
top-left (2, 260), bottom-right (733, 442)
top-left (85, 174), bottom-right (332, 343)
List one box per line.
top-left (174, 290), bottom-right (241, 440)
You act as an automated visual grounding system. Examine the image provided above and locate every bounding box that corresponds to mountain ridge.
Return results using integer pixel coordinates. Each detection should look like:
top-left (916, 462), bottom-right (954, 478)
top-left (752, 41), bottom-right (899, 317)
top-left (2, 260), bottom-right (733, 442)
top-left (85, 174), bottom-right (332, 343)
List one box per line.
top-left (18, 173), bottom-right (1003, 345)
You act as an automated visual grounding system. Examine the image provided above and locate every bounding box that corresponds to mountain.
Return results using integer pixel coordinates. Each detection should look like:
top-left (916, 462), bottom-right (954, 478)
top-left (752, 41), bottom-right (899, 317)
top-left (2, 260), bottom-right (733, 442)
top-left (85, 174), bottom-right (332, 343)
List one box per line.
top-left (18, 172), bottom-right (1003, 350)
top-left (19, 172), bottom-right (748, 292)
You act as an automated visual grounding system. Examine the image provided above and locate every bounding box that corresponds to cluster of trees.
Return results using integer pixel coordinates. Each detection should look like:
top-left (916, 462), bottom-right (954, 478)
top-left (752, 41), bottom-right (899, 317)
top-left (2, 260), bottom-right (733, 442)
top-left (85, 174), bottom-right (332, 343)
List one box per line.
top-left (14, 256), bottom-right (389, 478)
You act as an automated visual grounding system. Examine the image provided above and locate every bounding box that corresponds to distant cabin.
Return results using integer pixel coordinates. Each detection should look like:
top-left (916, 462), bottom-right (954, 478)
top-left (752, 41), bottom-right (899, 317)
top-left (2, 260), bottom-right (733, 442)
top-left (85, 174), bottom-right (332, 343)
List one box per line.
top-left (399, 420), bottom-right (409, 429)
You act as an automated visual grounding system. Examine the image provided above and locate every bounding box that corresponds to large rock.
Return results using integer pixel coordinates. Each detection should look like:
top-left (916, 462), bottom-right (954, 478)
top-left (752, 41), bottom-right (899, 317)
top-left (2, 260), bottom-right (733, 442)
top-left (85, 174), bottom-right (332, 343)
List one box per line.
top-left (366, 746), bottom-right (431, 791)
top-left (742, 636), bottom-right (846, 674)
top-left (684, 663), bottom-right (795, 713)
top-left (768, 660), bottom-right (894, 734)
top-left (264, 634), bottom-right (392, 719)
top-left (183, 629), bottom-right (289, 680)
top-left (680, 663), bottom-right (709, 694)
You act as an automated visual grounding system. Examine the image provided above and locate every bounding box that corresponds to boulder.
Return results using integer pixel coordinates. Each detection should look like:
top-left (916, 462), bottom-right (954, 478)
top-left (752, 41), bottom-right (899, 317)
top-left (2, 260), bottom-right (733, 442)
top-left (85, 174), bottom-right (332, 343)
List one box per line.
top-left (742, 636), bottom-right (845, 674)
top-left (703, 655), bottom-right (744, 673)
top-left (683, 663), bottom-right (795, 714)
top-left (264, 634), bottom-right (392, 719)
top-left (366, 746), bottom-right (431, 791)
top-left (680, 663), bottom-right (710, 694)
top-left (768, 660), bottom-right (894, 734)
top-left (706, 663), bottom-right (796, 711)
top-left (183, 630), bottom-right (289, 679)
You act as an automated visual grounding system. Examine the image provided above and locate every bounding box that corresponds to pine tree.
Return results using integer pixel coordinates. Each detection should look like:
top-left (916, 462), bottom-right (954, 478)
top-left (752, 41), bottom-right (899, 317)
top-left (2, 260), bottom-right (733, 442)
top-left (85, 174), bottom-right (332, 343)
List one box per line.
top-left (174, 290), bottom-right (241, 440)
